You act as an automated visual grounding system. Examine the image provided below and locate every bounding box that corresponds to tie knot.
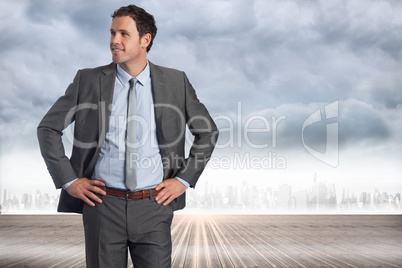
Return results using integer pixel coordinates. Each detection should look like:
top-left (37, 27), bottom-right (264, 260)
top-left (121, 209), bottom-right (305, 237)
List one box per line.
top-left (130, 77), bottom-right (138, 89)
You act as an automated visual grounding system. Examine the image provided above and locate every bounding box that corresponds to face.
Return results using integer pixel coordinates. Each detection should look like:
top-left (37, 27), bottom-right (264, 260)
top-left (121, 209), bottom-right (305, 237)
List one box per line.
top-left (110, 16), bottom-right (150, 69)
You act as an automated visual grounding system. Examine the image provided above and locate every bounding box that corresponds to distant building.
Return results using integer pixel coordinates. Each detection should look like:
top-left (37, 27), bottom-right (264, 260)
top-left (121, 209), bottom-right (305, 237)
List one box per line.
top-left (277, 184), bottom-right (291, 209)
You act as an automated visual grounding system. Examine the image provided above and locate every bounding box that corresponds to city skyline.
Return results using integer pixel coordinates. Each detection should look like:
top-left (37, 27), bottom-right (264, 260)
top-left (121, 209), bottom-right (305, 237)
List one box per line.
top-left (2, 173), bottom-right (400, 214)
top-left (1, 0), bottom-right (401, 208)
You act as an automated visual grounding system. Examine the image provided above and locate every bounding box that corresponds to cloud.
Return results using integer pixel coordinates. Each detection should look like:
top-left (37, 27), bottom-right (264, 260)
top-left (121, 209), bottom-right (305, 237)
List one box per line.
top-left (216, 98), bottom-right (401, 155)
top-left (143, 0), bottom-right (402, 117)
top-left (0, 0), bottom-right (401, 192)
top-left (0, 0), bottom-right (112, 150)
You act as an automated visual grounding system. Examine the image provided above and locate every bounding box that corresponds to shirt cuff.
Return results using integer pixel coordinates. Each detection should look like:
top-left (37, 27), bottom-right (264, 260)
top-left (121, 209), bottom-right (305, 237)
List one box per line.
top-left (62, 178), bottom-right (78, 190)
top-left (175, 177), bottom-right (190, 188)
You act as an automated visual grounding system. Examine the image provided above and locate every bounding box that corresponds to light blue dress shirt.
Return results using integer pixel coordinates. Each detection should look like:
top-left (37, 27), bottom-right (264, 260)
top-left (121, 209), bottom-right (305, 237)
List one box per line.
top-left (63, 62), bottom-right (189, 190)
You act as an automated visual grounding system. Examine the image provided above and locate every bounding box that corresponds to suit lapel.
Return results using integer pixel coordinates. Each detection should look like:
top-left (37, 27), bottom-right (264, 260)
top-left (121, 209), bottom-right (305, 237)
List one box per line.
top-left (84, 63), bottom-right (116, 176)
top-left (99, 63), bottom-right (117, 146)
top-left (149, 62), bottom-right (170, 159)
top-left (149, 62), bottom-right (168, 124)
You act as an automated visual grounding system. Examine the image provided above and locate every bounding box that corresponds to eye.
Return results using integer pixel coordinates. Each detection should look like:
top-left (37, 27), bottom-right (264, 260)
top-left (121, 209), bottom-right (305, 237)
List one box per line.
top-left (122, 32), bottom-right (128, 36)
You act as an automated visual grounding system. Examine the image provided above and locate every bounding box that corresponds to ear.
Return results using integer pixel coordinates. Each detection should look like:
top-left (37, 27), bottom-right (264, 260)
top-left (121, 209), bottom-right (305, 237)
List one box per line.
top-left (141, 33), bottom-right (152, 49)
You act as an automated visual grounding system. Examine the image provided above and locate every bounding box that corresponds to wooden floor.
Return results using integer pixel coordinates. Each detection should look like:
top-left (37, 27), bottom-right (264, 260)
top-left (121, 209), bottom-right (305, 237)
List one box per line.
top-left (0, 215), bottom-right (401, 267)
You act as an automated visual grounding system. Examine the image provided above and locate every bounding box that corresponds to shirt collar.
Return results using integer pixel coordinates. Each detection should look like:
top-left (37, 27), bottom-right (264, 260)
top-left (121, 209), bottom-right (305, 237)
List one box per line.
top-left (116, 62), bottom-right (150, 86)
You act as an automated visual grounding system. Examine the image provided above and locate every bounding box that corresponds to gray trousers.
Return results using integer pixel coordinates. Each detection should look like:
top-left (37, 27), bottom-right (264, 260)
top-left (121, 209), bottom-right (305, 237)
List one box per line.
top-left (82, 194), bottom-right (173, 268)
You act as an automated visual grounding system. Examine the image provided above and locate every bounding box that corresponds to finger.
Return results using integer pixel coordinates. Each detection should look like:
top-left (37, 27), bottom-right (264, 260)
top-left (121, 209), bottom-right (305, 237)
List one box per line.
top-left (155, 194), bottom-right (164, 204)
top-left (81, 195), bottom-right (95, 207)
top-left (156, 191), bottom-right (169, 204)
top-left (155, 187), bottom-right (167, 199)
top-left (163, 195), bottom-right (175, 206)
top-left (89, 185), bottom-right (106, 196)
top-left (155, 182), bottom-right (165, 191)
top-left (85, 191), bottom-right (103, 204)
top-left (90, 179), bottom-right (106, 186)
top-left (86, 180), bottom-right (106, 195)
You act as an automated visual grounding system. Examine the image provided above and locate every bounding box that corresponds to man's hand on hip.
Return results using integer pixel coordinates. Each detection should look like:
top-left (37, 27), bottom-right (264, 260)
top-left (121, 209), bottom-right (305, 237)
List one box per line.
top-left (66, 178), bottom-right (106, 207)
top-left (155, 178), bottom-right (187, 206)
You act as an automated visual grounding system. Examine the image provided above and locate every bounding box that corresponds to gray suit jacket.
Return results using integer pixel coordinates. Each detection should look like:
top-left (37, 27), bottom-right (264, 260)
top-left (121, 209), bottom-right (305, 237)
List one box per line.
top-left (37, 62), bottom-right (218, 213)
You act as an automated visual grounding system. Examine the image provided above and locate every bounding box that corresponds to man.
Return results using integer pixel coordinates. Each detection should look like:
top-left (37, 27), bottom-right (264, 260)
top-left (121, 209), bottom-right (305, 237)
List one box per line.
top-left (37, 5), bottom-right (218, 268)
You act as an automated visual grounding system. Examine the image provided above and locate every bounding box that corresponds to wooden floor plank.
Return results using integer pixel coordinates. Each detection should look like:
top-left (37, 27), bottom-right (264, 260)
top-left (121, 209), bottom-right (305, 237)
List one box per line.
top-left (208, 215), bottom-right (250, 267)
top-left (205, 216), bottom-right (235, 268)
top-left (219, 216), bottom-right (306, 268)
top-left (0, 215), bottom-right (401, 267)
top-left (171, 215), bottom-right (192, 268)
top-left (202, 216), bottom-right (223, 268)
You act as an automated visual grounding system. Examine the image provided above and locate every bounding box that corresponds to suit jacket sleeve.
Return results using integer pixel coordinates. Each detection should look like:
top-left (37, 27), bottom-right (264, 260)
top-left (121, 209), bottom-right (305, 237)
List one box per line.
top-left (37, 70), bottom-right (81, 188)
top-left (174, 72), bottom-right (219, 187)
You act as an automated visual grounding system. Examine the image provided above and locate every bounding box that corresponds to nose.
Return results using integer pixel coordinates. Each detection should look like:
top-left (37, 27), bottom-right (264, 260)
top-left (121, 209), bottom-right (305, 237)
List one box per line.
top-left (111, 34), bottom-right (120, 45)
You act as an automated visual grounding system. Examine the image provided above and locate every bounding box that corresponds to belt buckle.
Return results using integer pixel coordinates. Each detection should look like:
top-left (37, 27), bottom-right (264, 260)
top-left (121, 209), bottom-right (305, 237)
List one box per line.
top-left (125, 191), bottom-right (129, 200)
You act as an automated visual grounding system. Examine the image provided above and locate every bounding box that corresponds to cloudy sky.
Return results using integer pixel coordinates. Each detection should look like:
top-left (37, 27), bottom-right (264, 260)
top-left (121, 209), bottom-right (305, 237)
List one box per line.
top-left (0, 0), bottom-right (401, 207)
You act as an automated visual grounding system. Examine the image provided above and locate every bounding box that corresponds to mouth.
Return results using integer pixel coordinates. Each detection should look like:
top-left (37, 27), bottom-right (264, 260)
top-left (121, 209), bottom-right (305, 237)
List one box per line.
top-left (112, 47), bottom-right (124, 53)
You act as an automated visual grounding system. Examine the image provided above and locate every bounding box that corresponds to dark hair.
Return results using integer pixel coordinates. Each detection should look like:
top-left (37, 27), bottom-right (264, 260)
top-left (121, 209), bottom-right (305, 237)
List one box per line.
top-left (112, 5), bottom-right (157, 52)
